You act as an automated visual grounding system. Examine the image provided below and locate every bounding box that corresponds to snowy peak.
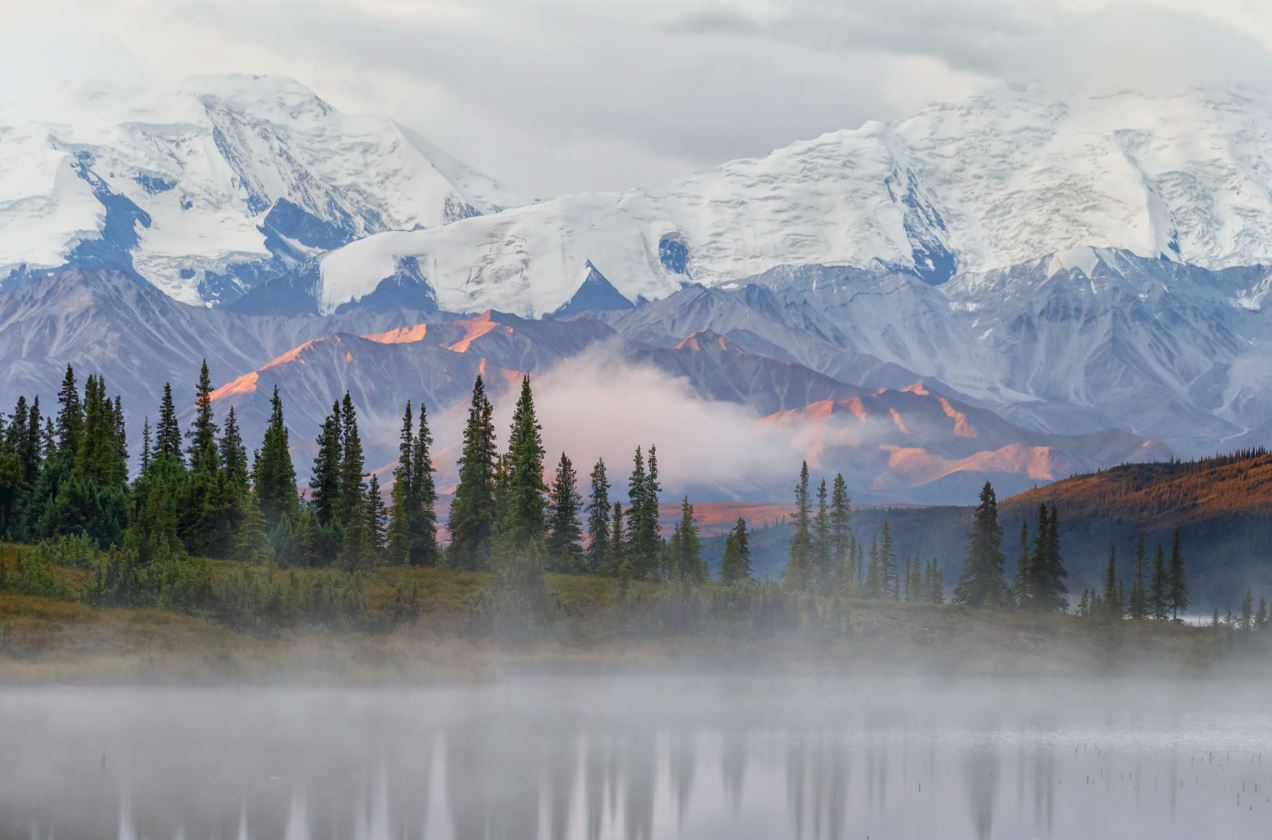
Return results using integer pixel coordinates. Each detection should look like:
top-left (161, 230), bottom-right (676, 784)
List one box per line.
top-left (0, 74), bottom-right (524, 305)
top-left (315, 85), bottom-right (1272, 317)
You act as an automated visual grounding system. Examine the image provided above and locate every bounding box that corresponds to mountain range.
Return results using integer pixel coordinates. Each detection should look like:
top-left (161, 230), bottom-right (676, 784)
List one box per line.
top-left (4, 76), bottom-right (1272, 502)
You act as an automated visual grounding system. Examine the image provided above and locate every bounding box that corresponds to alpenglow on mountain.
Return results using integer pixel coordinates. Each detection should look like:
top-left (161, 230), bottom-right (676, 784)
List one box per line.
top-left (0, 74), bottom-right (523, 305)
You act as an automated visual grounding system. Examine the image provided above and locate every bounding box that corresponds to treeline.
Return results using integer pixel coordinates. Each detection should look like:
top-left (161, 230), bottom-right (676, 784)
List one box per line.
top-left (0, 366), bottom-right (791, 634)
top-left (779, 463), bottom-right (943, 604)
top-left (2, 364), bottom-right (1258, 638)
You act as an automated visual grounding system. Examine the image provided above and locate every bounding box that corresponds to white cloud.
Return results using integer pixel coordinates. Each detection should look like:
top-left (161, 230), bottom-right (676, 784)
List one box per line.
top-left (3, 0), bottom-right (1272, 196)
top-left (490, 350), bottom-right (811, 495)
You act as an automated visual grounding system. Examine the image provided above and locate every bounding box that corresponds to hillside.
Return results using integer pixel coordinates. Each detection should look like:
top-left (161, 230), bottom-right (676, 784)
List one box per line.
top-left (710, 452), bottom-right (1272, 611)
top-left (1002, 450), bottom-right (1272, 526)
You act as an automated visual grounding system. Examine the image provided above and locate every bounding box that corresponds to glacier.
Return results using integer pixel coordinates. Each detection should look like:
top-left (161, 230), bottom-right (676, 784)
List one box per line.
top-left (315, 85), bottom-right (1272, 316)
top-left (0, 74), bottom-right (523, 305)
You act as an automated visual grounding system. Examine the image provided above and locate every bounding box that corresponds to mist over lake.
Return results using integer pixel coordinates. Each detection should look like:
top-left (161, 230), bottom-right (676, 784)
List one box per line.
top-left (5, 674), bottom-right (1271, 840)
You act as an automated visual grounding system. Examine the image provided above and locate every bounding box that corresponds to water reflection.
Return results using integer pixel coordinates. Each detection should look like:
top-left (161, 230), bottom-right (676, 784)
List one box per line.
top-left (3, 677), bottom-right (1272, 840)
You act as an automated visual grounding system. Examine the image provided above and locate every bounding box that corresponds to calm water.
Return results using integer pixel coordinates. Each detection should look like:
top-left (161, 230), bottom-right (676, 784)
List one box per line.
top-left (3, 675), bottom-right (1271, 839)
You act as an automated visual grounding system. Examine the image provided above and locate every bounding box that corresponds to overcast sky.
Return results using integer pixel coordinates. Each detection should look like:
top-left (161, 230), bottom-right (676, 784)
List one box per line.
top-left (4, 0), bottom-right (1272, 197)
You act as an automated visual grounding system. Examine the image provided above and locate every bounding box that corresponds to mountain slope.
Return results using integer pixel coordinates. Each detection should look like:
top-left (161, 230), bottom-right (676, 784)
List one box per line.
top-left (316, 86), bottom-right (1272, 315)
top-left (0, 74), bottom-right (523, 305)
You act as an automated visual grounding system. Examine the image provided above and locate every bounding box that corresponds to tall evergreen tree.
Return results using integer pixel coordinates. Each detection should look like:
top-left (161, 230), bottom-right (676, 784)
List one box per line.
top-left (546, 452), bottom-right (584, 572)
top-left (309, 400), bottom-right (343, 526)
top-left (812, 479), bottom-right (831, 592)
top-left (1027, 505), bottom-right (1067, 612)
top-left (500, 376), bottom-right (548, 551)
top-left (720, 517), bottom-right (752, 584)
top-left (607, 501), bottom-right (627, 578)
top-left (1167, 529), bottom-right (1189, 621)
top-left (829, 473), bottom-right (853, 592)
top-left (1150, 544), bottom-right (1169, 621)
top-left (337, 392), bottom-right (371, 569)
top-left (488, 375), bottom-right (548, 620)
top-left (879, 520), bottom-right (899, 599)
top-left (953, 482), bottom-right (1008, 608)
top-left (409, 402), bottom-right (439, 566)
top-left (667, 497), bottom-right (704, 582)
top-left (254, 387), bottom-right (298, 532)
top-left (366, 473), bottom-right (388, 554)
top-left (387, 402), bottom-right (415, 565)
top-left (585, 458), bottom-right (611, 574)
top-left (155, 383), bottom-right (183, 463)
top-left (625, 446), bottom-right (662, 579)
top-left (233, 491), bottom-right (274, 564)
top-left (447, 376), bottom-right (497, 570)
top-left (785, 461), bottom-right (813, 591)
top-left (864, 533), bottom-right (882, 597)
top-left (139, 417), bottom-right (152, 475)
top-left (187, 360), bottom-right (219, 476)
top-left (1013, 520), bottom-right (1032, 608)
top-left (219, 406), bottom-right (249, 499)
top-left (1130, 533), bottom-right (1149, 621)
top-left (54, 365), bottom-right (83, 465)
top-left (926, 559), bottom-right (945, 603)
top-left (1102, 545), bottom-right (1122, 622)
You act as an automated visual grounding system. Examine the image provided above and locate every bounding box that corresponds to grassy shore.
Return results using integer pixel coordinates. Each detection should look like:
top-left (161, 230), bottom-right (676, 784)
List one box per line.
top-left (0, 544), bottom-right (1258, 684)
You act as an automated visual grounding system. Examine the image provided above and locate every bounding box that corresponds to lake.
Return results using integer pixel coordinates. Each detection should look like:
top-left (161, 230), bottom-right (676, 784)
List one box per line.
top-left (4, 675), bottom-right (1270, 839)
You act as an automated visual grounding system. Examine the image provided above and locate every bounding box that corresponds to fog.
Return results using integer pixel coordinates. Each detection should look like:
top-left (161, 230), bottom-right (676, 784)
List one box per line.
top-left (5, 675), bottom-right (1272, 839)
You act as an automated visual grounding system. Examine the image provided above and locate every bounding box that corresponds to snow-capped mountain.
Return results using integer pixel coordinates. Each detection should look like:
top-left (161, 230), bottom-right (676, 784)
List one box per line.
top-left (316, 85), bottom-right (1272, 316)
top-left (0, 74), bottom-right (523, 305)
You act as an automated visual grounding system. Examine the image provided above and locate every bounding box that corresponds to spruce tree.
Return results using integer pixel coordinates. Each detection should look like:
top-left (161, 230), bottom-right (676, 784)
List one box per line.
top-left (720, 517), bottom-right (752, 584)
top-left (366, 473), bottom-right (387, 554)
top-left (488, 375), bottom-right (548, 622)
top-left (233, 491), bottom-right (274, 564)
top-left (607, 501), bottom-right (626, 577)
top-left (879, 520), bottom-right (899, 599)
top-left (500, 376), bottom-right (548, 551)
top-left (309, 400), bottom-right (343, 526)
top-left (1014, 520), bottom-right (1031, 609)
top-left (668, 497), bottom-right (704, 582)
top-left (864, 533), bottom-right (882, 598)
top-left (139, 417), bottom-right (152, 475)
top-left (1167, 529), bottom-right (1188, 621)
top-left (829, 473), bottom-right (853, 592)
top-left (585, 458), bottom-right (610, 574)
top-left (155, 383), bottom-right (183, 462)
top-left (336, 392), bottom-right (367, 526)
top-left (387, 402), bottom-right (415, 564)
top-left (1150, 544), bottom-right (1169, 621)
top-left (1102, 545), bottom-right (1121, 622)
top-left (625, 446), bottom-right (662, 579)
top-left (927, 559), bottom-right (945, 603)
top-left (447, 376), bottom-right (497, 570)
top-left (952, 482), bottom-right (1008, 608)
top-left (408, 401), bottom-right (439, 566)
top-left (219, 406), bottom-right (249, 499)
top-left (546, 452), bottom-right (584, 572)
top-left (54, 365), bottom-right (83, 465)
top-left (812, 479), bottom-right (831, 593)
top-left (1241, 587), bottom-right (1254, 631)
top-left (1130, 533), bottom-right (1148, 621)
top-left (785, 461), bottom-right (813, 591)
top-left (187, 360), bottom-right (219, 476)
top-left (336, 392), bottom-right (371, 569)
top-left (254, 387), bottom-right (298, 533)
